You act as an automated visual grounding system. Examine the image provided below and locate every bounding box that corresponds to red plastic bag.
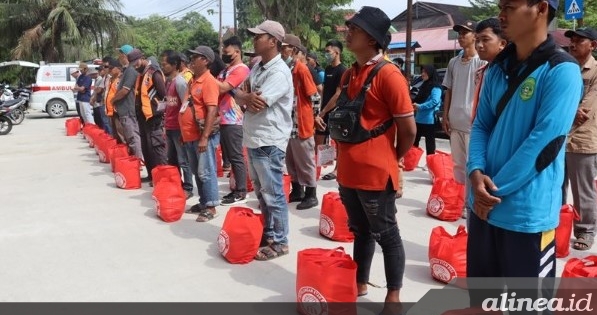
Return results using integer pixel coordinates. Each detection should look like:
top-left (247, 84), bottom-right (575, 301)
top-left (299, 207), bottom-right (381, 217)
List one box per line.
top-left (426, 150), bottom-right (454, 181)
top-left (296, 247), bottom-right (357, 315)
top-left (428, 225), bottom-right (467, 284)
top-left (151, 165), bottom-right (181, 187)
top-left (113, 157), bottom-right (141, 189)
top-left (216, 145), bottom-right (224, 177)
top-left (427, 178), bottom-right (465, 221)
top-left (556, 204), bottom-right (580, 258)
top-left (99, 136), bottom-right (116, 164)
top-left (555, 256), bottom-right (597, 315)
top-left (109, 144), bottom-right (129, 172)
top-left (65, 118), bottom-right (80, 136)
top-left (403, 146), bottom-right (424, 171)
top-left (320, 192), bottom-right (354, 242)
top-left (87, 127), bottom-right (104, 149)
top-left (283, 174), bottom-right (291, 202)
top-left (218, 207), bottom-right (263, 264)
top-left (152, 181), bottom-right (186, 222)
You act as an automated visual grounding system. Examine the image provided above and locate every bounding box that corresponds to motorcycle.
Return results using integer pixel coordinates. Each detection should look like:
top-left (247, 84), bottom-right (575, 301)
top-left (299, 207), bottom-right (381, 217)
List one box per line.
top-left (0, 86), bottom-right (25, 125)
top-left (0, 102), bottom-right (22, 135)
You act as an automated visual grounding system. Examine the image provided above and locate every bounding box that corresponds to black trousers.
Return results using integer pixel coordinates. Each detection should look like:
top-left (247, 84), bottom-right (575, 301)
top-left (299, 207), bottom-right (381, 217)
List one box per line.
top-left (413, 122), bottom-right (436, 155)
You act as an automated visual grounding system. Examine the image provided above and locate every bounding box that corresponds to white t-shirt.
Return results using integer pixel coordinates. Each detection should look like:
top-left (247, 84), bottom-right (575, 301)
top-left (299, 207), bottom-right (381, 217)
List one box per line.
top-left (442, 55), bottom-right (487, 133)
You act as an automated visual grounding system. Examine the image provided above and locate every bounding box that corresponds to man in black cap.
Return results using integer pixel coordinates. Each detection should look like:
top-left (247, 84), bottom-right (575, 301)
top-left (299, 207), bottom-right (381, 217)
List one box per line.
top-left (460, 0), bottom-right (584, 312)
top-left (334, 6), bottom-right (415, 312)
top-left (442, 19), bottom-right (487, 221)
top-left (563, 27), bottom-right (597, 251)
top-left (306, 51), bottom-right (324, 95)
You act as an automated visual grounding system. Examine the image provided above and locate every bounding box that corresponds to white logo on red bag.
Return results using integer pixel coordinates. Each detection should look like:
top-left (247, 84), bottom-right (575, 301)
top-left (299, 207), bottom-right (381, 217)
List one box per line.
top-left (298, 286), bottom-right (328, 315)
top-left (319, 214), bottom-right (335, 238)
top-left (152, 195), bottom-right (161, 216)
top-left (218, 230), bottom-right (230, 256)
top-left (428, 195), bottom-right (444, 216)
top-left (429, 258), bottom-right (457, 283)
top-left (114, 172), bottom-right (126, 188)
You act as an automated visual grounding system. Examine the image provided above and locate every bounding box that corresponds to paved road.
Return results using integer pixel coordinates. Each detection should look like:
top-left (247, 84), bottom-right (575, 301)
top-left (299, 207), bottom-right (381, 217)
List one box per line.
top-left (1, 112), bottom-right (594, 303)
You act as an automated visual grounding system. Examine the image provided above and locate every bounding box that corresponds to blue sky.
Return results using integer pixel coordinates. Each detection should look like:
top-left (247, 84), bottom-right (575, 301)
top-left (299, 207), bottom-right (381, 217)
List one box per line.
top-left (121, 0), bottom-right (473, 31)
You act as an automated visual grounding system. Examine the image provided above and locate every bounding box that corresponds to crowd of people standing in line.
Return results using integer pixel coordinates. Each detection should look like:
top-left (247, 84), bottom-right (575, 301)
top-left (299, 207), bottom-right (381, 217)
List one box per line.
top-left (68, 0), bottom-right (597, 312)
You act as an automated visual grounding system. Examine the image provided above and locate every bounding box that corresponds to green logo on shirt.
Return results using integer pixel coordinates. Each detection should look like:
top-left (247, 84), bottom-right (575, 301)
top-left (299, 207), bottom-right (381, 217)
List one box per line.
top-left (520, 77), bottom-right (536, 101)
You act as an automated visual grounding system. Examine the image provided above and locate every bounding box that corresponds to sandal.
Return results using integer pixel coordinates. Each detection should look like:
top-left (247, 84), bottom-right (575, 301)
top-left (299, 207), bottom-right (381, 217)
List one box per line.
top-left (321, 172), bottom-right (337, 180)
top-left (255, 243), bottom-right (289, 261)
top-left (196, 209), bottom-right (218, 222)
top-left (573, 234), bottom-right (594, 251)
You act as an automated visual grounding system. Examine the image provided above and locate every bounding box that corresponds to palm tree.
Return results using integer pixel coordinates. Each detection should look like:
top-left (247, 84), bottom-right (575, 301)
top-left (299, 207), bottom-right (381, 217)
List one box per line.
top-left (0, 0), bottom-right (132, 62)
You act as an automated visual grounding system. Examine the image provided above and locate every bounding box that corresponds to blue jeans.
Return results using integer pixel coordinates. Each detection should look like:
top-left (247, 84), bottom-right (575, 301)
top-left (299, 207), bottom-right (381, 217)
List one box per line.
top-left (185, 133), bottom-right (220, 207)
top-left (166, 129), bottom-right (194, 193)
top-left (247, 146), bottom-right (289, 246)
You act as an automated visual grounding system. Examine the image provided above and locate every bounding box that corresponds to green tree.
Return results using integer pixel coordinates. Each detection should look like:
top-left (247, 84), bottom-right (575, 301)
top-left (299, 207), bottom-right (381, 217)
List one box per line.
top-left (463, 0), bottom-right (499, 21)
top-left (0, 0), bottom-right (130, 62)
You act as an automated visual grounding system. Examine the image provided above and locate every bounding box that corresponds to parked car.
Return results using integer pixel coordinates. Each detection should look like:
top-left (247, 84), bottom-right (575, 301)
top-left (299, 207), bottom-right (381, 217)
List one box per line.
top-left (410, 68), bottom-right (448, 139)
top-left (29, 62), bottom-right (98, 118)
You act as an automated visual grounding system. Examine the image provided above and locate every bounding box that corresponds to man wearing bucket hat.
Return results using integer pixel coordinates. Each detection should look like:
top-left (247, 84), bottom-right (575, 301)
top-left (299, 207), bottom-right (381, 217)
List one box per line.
top-left (461, 0), bottom-right (583, 311)
top-left (333, 6), bottom-right (415, 312)
top-left (233, 20), bottom-right (293, 261)
top-left (563, 27), bottom-right (597, 251)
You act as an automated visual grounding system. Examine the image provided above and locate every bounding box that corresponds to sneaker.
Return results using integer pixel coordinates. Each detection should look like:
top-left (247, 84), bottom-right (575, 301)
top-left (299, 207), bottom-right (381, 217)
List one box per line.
top-left (184, 190), bottom-right (193, 200)
top-left (221, 192), bottom-right (247, 205)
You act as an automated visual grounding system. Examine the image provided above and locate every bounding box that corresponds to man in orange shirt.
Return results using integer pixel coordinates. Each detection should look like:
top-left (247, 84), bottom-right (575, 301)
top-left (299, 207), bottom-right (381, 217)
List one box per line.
top-left (283, 34), bottom-right (320, 210)
top-left (331, 6), bottom-right (415, 312)
top-left (179, 45), bottom-right (221, 222)
top-left (103, 58), bottom-right (126, 144)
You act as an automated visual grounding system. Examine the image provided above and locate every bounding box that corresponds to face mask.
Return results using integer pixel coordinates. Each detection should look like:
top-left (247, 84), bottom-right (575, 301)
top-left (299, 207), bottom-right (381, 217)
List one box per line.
top-left (221, 54), bottom-right (234, 64)
top-left (284, 56), bottom-right (293, 65)
top-left (136, 65), bottom-right (146, 74)
top-left (324, 52), bottom-right (334, 63)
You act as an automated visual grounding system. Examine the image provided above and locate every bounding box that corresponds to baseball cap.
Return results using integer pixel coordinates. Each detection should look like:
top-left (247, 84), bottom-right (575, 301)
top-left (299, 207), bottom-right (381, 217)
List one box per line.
top-left (127, 49), bottom-right (145, 64)
top-left (117, 44), bottom-right (134, 55)
top-left (70, 68), bottom-right (80, 75)
top-left (107, 58), bottom-right (121, 68)
top-left (306, 52), bottom-right (319, 64)
top-left (187, 45), bottom-right (215, 62)
top-left (345, 6), bottom-right (391, 48)
top-left (565, 27), bottom-right (597, 41)
top-left (453, 20), bottom-right (478, 33)
top-left (283, 34), bottom-right (307, 54)
top-left (247, 20), bottom-right (285, 42)
top-left (547, 0), bottom-right (559, 9)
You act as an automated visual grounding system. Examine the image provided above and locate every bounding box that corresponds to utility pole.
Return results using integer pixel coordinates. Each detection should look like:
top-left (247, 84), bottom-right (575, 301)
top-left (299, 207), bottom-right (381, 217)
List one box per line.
top-left (405, 0), bottom-right (413, 80)
top-left (233, 0), bottom-right (237, 34)
top-left (219, 0), bottom-right (223, 53)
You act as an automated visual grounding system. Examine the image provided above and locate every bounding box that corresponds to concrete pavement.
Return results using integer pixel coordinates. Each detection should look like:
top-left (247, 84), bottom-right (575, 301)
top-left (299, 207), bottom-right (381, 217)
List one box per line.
top-left (1, 112), bottom-right (595, 303)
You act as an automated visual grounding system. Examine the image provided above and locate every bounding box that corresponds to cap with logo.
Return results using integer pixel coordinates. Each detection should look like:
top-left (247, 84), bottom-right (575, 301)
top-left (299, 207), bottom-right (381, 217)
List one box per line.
top-left (564, 27), bottom-right (597, 41)
top-left (345, 6), bottom-right (391, 48)
top-left (117, 44), bottom-right (134, 55)
top-left (187, 45), bottom-right (215, 63)
top-left (453, 20), bottom-right (478, 33)
top-left (247, 20), bottom-right (285, 42)
top-left (127, 49), bottom-right (145, 64)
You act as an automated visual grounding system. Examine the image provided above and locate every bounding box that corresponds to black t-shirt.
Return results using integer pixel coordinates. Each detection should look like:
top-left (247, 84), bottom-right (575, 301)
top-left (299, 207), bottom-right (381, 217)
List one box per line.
top-left (322, 63), bottom-right (346, 109)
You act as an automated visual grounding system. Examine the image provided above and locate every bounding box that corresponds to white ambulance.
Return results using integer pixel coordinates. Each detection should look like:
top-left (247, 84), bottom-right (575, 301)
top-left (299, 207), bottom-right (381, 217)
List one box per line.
top-left (30, 62), bottom-right (99, 118)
